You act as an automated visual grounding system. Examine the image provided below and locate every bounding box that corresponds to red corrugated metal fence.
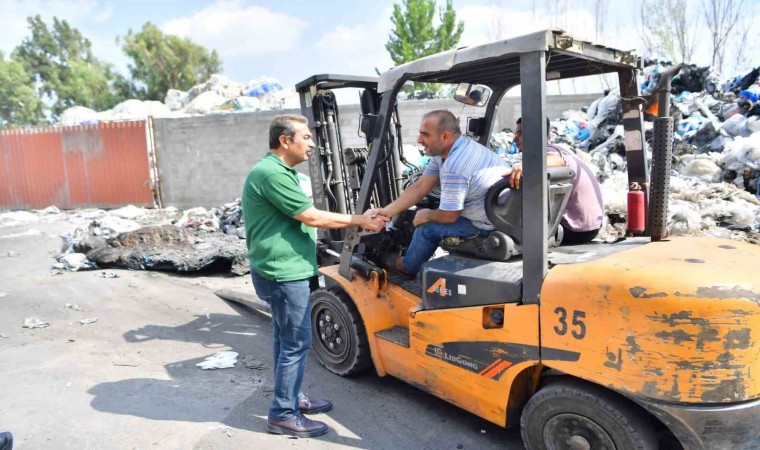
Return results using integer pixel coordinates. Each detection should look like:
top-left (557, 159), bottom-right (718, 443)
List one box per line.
top-left (0, 121), bottom-right (154, 210)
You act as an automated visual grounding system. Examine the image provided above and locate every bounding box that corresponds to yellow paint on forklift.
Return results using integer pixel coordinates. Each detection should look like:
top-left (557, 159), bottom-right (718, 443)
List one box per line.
top-left (541, 237), bottom-right (760, 403)
top-left (321, 236), bottom-right (760, 428)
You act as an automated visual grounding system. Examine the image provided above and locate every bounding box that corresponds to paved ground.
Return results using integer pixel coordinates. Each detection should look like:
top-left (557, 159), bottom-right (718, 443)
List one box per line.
top-left (0, 218), bottom-right (522, 449)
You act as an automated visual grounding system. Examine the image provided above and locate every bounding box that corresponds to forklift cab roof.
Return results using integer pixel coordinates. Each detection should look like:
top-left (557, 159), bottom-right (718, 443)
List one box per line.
top-left (377, 28), bottom-right (640, 92)
top-left (295, 74), bottom-right (379, 92)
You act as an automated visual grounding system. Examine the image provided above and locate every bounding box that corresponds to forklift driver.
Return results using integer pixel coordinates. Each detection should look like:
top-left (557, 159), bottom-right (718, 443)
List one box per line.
top-left (365, 110), bottom-right (508, 275)
top-left (509, 117), bottom-right (604, 244)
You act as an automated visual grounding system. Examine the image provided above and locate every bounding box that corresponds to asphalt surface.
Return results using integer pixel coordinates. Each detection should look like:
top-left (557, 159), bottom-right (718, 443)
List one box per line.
top-left (0, 218), bottom-right (523, 449)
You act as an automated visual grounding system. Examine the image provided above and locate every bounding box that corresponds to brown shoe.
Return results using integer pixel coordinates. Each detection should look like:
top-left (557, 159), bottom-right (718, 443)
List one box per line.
top-left (267, 413), bottom-right (328, 438)
top-left (395, 255), bottom-right (416, 276)
top-left (298, 395), bottom-right (333, 414)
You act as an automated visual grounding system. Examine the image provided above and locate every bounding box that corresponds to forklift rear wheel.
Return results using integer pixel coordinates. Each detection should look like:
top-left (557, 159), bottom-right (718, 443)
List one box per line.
top-left (310, 288), bottom-right (371, 376)
top-left (520, 378), bottom-right (658, 450)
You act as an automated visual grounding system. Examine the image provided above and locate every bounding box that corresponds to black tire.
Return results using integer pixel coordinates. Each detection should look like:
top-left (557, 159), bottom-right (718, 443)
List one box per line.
top-left (521, 378), bottom-right (658, 450)
top-left (310, 288), bottom-right (372, 376)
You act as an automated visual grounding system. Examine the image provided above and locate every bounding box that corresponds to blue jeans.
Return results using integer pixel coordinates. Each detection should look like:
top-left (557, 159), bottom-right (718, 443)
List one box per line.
top-left (250, 270), bottom-right (313, 419)
top-left (403, 216), bottom-right (489, 274)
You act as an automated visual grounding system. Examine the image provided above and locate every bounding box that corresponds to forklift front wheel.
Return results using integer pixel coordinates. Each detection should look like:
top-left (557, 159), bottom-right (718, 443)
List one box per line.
top-left (520, 378), bottom-right (658, 450)
top-left (310, 288), bottom-right (372, 376)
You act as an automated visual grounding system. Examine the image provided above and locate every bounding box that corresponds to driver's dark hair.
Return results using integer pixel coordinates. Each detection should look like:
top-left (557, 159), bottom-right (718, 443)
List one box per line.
top-left (269, 114), bottom-right (308, 149)
top-left (424, 110), bottom-right (461, 136)
top-left (516, 116), bottom-right (551, 138)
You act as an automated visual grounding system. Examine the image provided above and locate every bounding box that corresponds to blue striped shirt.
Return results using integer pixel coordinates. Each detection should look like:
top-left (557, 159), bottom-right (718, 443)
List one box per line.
top-left (424, 135), bottom-right (508, 230)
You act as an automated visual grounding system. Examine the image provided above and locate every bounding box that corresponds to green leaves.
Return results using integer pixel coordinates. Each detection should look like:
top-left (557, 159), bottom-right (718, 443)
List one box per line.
top-left (120, 22), bottom-right (222, 101)
top-left (0, 52), bottom-right (41, 127)
top-left (13, 15), bottom-right (117, 119)
top-left (384, 0), bottom-right (464, 95)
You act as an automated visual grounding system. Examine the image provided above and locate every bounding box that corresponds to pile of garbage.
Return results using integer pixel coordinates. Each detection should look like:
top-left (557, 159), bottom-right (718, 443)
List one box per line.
top-left (46, 203), bottom-right (250, 276)
top-left (59, 74), bottom-right (299, 126)
top-left (489, 62), bottom-right (760, 243)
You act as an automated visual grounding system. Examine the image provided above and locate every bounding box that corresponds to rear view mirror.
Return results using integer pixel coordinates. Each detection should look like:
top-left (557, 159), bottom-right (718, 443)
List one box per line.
top-left (359, 114), bottom-right (377, 137)
top-left (454, 83), bottom-right (492, 107)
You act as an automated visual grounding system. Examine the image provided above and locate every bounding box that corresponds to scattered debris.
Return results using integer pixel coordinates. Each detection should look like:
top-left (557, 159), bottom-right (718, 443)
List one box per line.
top-left (100, 271), bottom-right (119, 278)
top-left (79, 318), bottom-right (98, 325)
top-left (0, 333), bottom-right (9, 339)
top-left (6, 251), bottom-right (19, 257)
top-left (65, 303), bottom-right (85, 311)
top-left (0, 292), bottom-right (6, 298)
top-left (196, 351), bottom-right (239, 370)
top-left (23, 317), bottom-right (51, 329)
top-left (65, 382), bottom-right (72, 388)
top-left (241, 355), bottom-right (265, 370)
top-left (57, 253), bottom-right (96, 272)
top-left (112, 361), bottom-right (140, 367)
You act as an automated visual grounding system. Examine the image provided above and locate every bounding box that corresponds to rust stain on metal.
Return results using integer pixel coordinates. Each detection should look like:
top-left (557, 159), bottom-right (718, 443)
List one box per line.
top-left (695, 286), bottom-right (760, 304)
top-left (628, 286), bottom-right (667, 299)
top-left (669, 375), bottom-right (680, 399)
top-left (625, 336), bottom-right (641, 355)
top-left (655, 329), bottom-right (694, 344)
top-left (603, 348), bottom-right (623, 371)
top-left (723, 329), bottom-right (751, 350)
top-left (700, 377), bottom-right (747, 402)
top-left (644, 367), bottom-right (664, 377)
top-left (647, 310), bottom-right (693, 326)
top-left (695, 326), bottom-right (720, 351)
top-left (641, 381), bottom-right (659, 397)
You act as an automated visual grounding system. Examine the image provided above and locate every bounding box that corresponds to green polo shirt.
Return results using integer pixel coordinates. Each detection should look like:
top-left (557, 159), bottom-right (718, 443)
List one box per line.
top-left (242, 152), bottom-right (317, 281)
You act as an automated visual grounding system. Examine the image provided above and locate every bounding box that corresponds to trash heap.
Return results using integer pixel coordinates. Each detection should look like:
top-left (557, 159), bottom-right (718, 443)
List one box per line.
top-left (59, 74), bottom-right (299, 126)
top-left (17, 172), bottom-right (313, 276)
top-left (519, 63), bottom-right (760, 243)
top-left (44, 204), bottom-right (250, 276)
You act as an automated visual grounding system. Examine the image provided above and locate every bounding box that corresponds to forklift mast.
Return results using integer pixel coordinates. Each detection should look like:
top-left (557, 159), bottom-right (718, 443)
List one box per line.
top-left (296, 75), bottom-right (410, 264)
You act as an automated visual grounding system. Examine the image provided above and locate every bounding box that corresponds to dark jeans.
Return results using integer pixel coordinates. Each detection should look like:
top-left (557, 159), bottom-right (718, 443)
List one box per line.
top-left (250, 270), bottom-right (313, 419)
top-left (403, 216), bottom-right (489, 274)
top-left (561, 228), bottom-right (599, 245)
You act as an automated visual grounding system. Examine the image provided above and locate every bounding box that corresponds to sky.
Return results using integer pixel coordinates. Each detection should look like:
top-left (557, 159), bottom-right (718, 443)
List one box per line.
top-left (2, 0), bottom-right (759, 99)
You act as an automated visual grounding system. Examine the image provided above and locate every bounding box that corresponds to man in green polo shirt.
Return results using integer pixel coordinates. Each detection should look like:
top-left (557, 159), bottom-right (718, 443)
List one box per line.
top-left (242, 114), bottom-right (388, 438)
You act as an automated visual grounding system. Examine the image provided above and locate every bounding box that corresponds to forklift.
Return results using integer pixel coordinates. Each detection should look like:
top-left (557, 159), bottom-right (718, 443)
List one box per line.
top-left (295, 29), bottom-right (759, 449)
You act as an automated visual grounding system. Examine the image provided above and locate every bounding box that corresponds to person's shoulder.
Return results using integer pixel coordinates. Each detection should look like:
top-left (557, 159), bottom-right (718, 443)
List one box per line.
top-left (547, 143), bottom-right (573, 153)
top-left (250, 155), bottom-right (283, 176)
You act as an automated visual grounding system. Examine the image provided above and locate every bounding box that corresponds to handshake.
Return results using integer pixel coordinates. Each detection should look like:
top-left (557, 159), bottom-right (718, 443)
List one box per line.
top-left (357, 208), bottom-right (391, 232)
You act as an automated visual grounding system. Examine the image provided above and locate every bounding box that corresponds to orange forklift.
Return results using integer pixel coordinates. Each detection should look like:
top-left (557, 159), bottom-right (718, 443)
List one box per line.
top-left (295, 29), bottom-right (760, 449)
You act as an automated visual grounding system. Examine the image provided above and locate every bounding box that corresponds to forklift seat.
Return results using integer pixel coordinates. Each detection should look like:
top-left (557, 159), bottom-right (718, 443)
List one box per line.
top-left (441, 166), bottom-right (575, 261)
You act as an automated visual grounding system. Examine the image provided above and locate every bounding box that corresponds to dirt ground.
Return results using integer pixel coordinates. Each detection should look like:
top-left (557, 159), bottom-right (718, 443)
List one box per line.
top-left (0, 218), bottom-right (522, 449)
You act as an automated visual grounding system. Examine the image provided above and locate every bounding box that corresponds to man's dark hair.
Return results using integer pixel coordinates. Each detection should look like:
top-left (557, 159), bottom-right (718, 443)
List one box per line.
top-left (516, 116), bottom-right (551, 138)
top-left (423, 110), bottom-right (462, 135)
top-left (269, 114), bottom-right (309, 149)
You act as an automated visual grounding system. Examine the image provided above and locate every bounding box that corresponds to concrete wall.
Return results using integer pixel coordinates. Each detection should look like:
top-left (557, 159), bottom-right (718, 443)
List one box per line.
top-left (153, 94), bottom-right (601, 208)
top-left (153, 112), bottom-right (281, 209)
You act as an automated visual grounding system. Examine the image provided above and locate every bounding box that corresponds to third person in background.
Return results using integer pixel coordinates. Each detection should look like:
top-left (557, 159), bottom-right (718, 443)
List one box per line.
top-left (511, 117), bottom-right (604, 244)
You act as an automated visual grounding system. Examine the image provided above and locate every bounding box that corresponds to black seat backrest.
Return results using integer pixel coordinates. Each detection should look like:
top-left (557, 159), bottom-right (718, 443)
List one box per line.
top-left (485, 166), bottom-right (575, 247)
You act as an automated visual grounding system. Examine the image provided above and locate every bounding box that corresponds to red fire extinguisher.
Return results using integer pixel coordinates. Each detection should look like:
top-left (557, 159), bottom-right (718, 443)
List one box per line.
top-left (627, 182), bottom-right (645, 235)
